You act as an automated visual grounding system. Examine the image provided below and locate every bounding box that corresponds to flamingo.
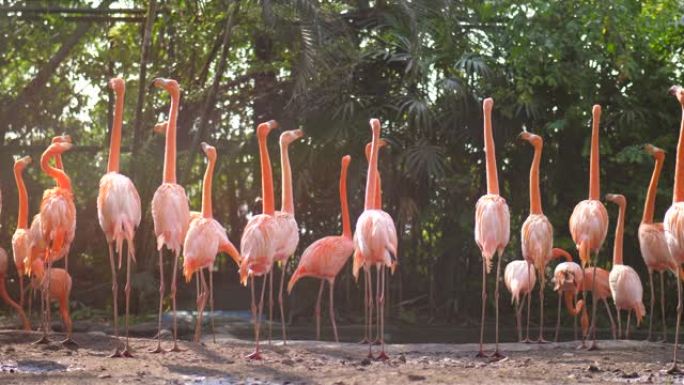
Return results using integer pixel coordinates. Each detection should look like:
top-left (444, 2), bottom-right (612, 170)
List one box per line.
top-left (239, 120), bottom-right (280, 360)
top-left (568, 104), bottom-right (609, 350)
top-left (353, 119), bottom-right (398, 360)
top-left (12, 155), bottom-right (32, 311)
top-left (183, 143), bottom-right (241, 343)
top-left (269, 128), bottom-right (304, 344)
top-left (550, 248), bottom-right (588, 342)
top-left (503, 260), bottom-right (536, 342)
top-left (288, 155), bottom-right (353, 342)
top-left (150, 78), bottom-right (191, 353)
top-left (639, 144), bottom-right (676, 341)
top-left (473, 98), bottom-right (510, 358)
top-left (37, 140), bottom-right (77, 345)
top-left (0, 247), bottom-right (30, 330)
top-left (519, 131), bottom-right (553, 342)
top-left (580, 266), bottom-right (617, 342)
top-left (606, 193), bottom-right (645, 339)
top-left (663, 85), bottom-right (684, 373)
top-left (97, 77), bottom-right (142, 357)
top-left (29, 259), bottom-right (72, 342)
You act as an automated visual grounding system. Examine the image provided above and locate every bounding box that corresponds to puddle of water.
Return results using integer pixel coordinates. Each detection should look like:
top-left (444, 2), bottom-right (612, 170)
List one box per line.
top-left (182, 375), bottom-right (277, 385)
top-left (0, 359), bottom-right (70, 374)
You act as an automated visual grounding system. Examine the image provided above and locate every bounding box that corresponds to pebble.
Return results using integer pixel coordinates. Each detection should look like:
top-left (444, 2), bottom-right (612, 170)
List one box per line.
top-left (407, 374), bottom-right (426, 381)
top-left (99, 374), bottom-right (112, 379)
top-left (587, 364), bottom-right (600, 372)
top-left (4, 346), bottom-right (15, 353)
top-left (360, 358), bottom-right (372, 366)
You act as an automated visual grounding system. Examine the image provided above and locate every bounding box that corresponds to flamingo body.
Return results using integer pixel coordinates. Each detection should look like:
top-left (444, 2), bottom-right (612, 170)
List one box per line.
top-left (609, 265), bottom-right (646, 324)
top-left (640, 223), bottom-right (676, 271)
top-left (504, 260), bottom-right (536, 305)
top-left (240, 214), bottom-right (278, 284)
top-left (273, 212), bottom-right (299, 263)
top-left (97, 172), bottom-right (141, 254)
top-left (290, 236), bottom-right (354, 289)
top-left (521, 214), bottom-right (553, 270)
top-left (581, 267), bottom-right (612, 300)
top-left (474, 194), bottom-right (510, 272)
top-left (569, 200), bottom-right (609, 263)
top-left (151, 183), bottom-right (190, 254)
top-left (665, 203), bottom-right (684, 263)
top-left (353, 209), bottom-right (397, 271)
top-left (553, 261), bottom-right (583, 293)
top-left (40, 188), bottom-right (76, 262)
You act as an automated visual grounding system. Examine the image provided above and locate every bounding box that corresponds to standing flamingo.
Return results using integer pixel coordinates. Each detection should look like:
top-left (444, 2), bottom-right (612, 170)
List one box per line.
top-left (29, 259), bottom-right (72, 342)
top-left (12, 155), bottom-right (32, 311)
top-left (353, 119), bottom-right (398, 360)
top-left (473, 98), bottom-right (510, 358)
top-left (606, 194), bottom-right (645, 339)
top-left (639, 144), bottom-right (676, 341)
top-left (568, 104), bottom-right (609, 350)
top-left (288, 155), bottom-right (353, 342)
top-left (503, 260), bottom-right (536, 342)
top-left (97, 77), bottom-right (142, 357)
top-left (269, 128), bottom-right (304, 344)
top-left (0, 247), bottom-right (30, 330)
top-left (183, 143), bottom-right (241, 342)
top-left (580, 266), bottom-right (617, 342)
top-left (519, 131), bottom-right (553, 342)
top-left (239, 120), bottom-right (280, 360)
top-left (550, 248), bottom-right (588, 342)
top-left (663, 85), bottom-right (684, 373)
top-left (150, 78), bottom-right (190, 353)
top-left (37, 141), bottom-right (76, 345)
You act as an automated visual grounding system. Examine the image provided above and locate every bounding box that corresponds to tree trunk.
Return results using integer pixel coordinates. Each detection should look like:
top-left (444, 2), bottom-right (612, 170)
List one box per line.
top-left (131, 0), bottom-right (157, 156)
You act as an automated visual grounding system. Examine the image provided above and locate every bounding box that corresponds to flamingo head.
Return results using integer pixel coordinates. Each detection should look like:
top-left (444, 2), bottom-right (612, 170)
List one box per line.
top-left (364, 138), bottom-right (388, 161)
top-left (670, 85), bottom-right (684, 105)
top-left (369, 118), bottom-right (381, 138)
top-left (153, 78), bottom-right (180, 98)
top-left (14, 155), bottom-right (32, 171)
top-left (257, 120), bottom-right (278, 138)
top-left (153, 120), bottom-right (168, 134)
top-left (341, 154), bottom-right (351, 168)
top-left (483, 97), bottom-right (493, 115)
top-left (51, 134), bottom-right (72, 144)
top-left (553, 269), bottom-right (577, 292)
top-left (518, 131), bottom-right (543, 149)
top-left (279, 128), bottom-right (304, 146)
top-left (46, 141), bottom-right (74, 155)
top-left (201, 142), bottom-right (217, 162)
top-left (645, 144), bottom-right (665, 161)
top-left (108, 77), bottom-right (125, 93)
top-left (592, 104), bottom-right (601, 122)
top-left (605, 193), bottom-right (626, 208)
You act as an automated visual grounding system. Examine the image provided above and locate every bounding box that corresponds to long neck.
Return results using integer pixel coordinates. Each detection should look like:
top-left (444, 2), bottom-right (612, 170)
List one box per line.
top-left (163, 92), bottom-right (179, 183)
top-left (374, 174), bottom-right (382, 209)
top-left (613, 203), bottom-right (625, 265)
top-left (642, 156), bottom-right (664, 223)
top-left (589, 112), bottom-right (600, 200)
top-left (259, 132), bottom-right (275, 216)
top-left (364, 129), bottom-right (381, 210)
top-left (107, 88), bottom-right (124, 173)
top-left (280, 141), bottom-right (295, 214)
top-left (529, 143), bottom-right (542, 214)
top-left (675, 107), bottom-right (684, 202)
top-left (340, 161), bottom-right (351, 239)
top-left (201, 156), bottom-right (215, 219)
top-left (553, 248), bottom-right (573, 262)
top-left (484, 106), bottom-right (499, 195)
top-left (14, 166), bottom-right (28, 229)
top-left (54, 154), bottom-right (63, 170)
top-left (41, 152), bottom-right (71, 190)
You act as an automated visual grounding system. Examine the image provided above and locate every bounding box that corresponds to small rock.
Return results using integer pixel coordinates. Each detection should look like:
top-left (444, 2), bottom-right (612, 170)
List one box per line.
top-left (87, 331), bottom-right (107, 337)
top-left (64, 350), bottom-right (73, 356)
top-left (621, 372), bottom-right (639, 379)
top-left (587, 364), bottom-right (601, 372)
top-left (407, 374), bottom-right (426, 381)
top-left (5, 346), bottom-right (15, 353)
top-left (360, 358), bottom-right (372, 366)
top-left (398, 354), bottom-right (407, 364)
top-left (40, 343), bottom-right (60, 351)
top-left (282, 359), bottom-right (295, 366)
top-left (99, 374), bottom-right (112, 379)
top-left (561, 352), bottom-right (573, 357)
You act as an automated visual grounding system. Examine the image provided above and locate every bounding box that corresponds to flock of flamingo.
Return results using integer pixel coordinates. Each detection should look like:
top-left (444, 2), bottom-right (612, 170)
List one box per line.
top-left (2, 76), bottom-right (684, 372)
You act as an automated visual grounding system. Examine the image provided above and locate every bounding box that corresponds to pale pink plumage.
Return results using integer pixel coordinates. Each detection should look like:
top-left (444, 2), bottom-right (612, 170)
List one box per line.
top-left (240, 214), bottom-right (278, 284)
top-left (474, 194), bottom-right (510, 273)
top-left (609, 265), bottom-right (646, 324)
top-left (504, 260), bottom-right (536, 305)
top-left (98, 172), bottom-right (141, 263)
top-left (521, 214), bottom-right (553, 271)
top-left (151, 183), bottom-right (190, 254)
top-left (569, 200), bottom-right (609, 265)
top-left (553, 261), bottom-right (583, 294)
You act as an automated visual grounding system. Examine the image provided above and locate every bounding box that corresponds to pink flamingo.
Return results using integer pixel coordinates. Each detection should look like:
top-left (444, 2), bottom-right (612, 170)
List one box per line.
top-left (580, 266), bottom-right (617, 342)
top-left (519, 131), bottom-right (553, 342)
top-left (97, 77), bottom-right (142, 357)
top-left (183, 143), bottom-right (241, 342)
top-left (29, 259), bottom-right (72, 342)
top-left (605, 194), bottom-right (645, 339)
top-left (0, 247), bottom-right (30, 330)
top-left (288, 155), bottom-right (353, 342)
top-left (568, 104), bottom-right (609, 350)
top-left (639, 144), bottom-right (676, 341)
top-left (150, 78), bottom-right (191, 353)
top-left (12, 155), bottom-right (32, 311)
top-left (503, 260), bottom-right (535, 342)
top-left (239, 120), bottom-right (280, 360)
top-left (551, 248), bottom-right (588, 342)
top-left (474, 98), bottom-right (510, 358)
top-left (663, 85), bottom-right (684, 373)
top-left (37, 141), bottom-right (77, 345)
top-left (353, 119), bottom-right (398, 360)
top-left (269, 128), bottom-right (304, 344)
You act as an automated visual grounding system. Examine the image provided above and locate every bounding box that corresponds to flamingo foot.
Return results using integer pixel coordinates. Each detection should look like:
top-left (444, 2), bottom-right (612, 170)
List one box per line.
top-left (372, 339), bottom-right (381, 346)
top-left (537, 338), bottom-right (550, 344)
top-left (61, 338), bottom-right (78, 348)
top-left (475, 351), bottom-right (488, 358)
top-left (667, 364), bottom-right (681, 375)
top-left (149, 342), bottom-right (165, 354)
top-left (490, 350), bottom-right (505, 360)
top-left (358, 338), bottom-right (370, 345)
top-left (33, 336), bottom-right (50, 345)
top-left (247, 351), bottom-right (263, 360)
top-left (376, 351), bottom-right (389, 361)
top-left (108, 349), bottom-right (122, 358)
top-left (587, 342), bottom-right (600, 351)
top-left (122, 348), bottom-right (134, 358)
top-left (658, 336), bottom-right (667, 343)
top-left (521, 338), bottom-right (532, 344)
top-left (168, 342), bottom-right (183, 353)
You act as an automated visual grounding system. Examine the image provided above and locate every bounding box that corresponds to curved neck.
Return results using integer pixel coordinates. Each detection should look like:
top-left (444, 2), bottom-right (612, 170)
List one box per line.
top-left (201, 156), bottom-right (215, 219)
top-left (642, 156), bottom-right (664, 223)
top-left (484, 106), bottom-right (499, 195)
top-left (14, 165), bottom-right (28, 229)
top-left (41, 152), bottom-right (71, 190)
top-left (564, 292), bottom-right (583, 316)
top-left (107, 87), bottom-right (124, 173)
top-left (553, 248), bottom-right (573, 263)
top-left (340, 160), bottom-right (351, 239)
top-left (258, 131), bottom-right (275, 216)
top-left (364, 128), bottom-right (381, 210)
top-left (280, 141), bottom-right (295, 214)
top-left (675, 107), bottom-right (684, 202)
top-left (54, 154), bottom-right (63, 170)
top-left (613, 203), bottom-right (625, 265)
top-left (589, 112), bottom-right (600, 200)
top-left (163, 92), bottom-right (179, 183)
top-left (529, 143), bottom-right (542, 214)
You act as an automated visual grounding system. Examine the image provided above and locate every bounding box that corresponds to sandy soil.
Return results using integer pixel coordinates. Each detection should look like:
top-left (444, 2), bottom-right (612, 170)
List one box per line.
top-left (0, 327), bottom-right (681, 385)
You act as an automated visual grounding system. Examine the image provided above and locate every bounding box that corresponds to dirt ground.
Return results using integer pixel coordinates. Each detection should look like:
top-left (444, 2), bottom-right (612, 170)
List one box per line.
top-left (0, 326), bottom-right (682, 385)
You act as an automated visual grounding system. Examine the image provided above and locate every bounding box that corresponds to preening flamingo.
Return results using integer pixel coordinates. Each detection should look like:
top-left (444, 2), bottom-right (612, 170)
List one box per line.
top-left (150, 78), bottom-right (190, 353)
top-left (30, 259), bottom-right (72, 342)
top-left (269, 128), bottom-right (304, 344)
top-left (97, 77), bottom-right (142, 357)
top-left (568, 104), bottom-right (609, 350)
top-left (473, 98), bottom-right (510, 358)
top-left (580, 266), bottom-right (617, 342)
top-left (288, 155), bottom-right (353, 342)
top-left (639, 144), bottom-right (676, 341)
top-left (503, 260), bottom-right (535, 342)
top-left (519, 131), bottom-right (553, 342)
top-left (183, 143), bottom-right (241, 343)
top-left (12, 155), bottom-right (32, 311)
top-left (0, 247), bottom-right (30, 330)
top-left (353, 119), bottom-right (398, 360)
top-left (664, 85), bottom-right (684, 373)
top-left (38, 141), bottom-right (77, 345)
top-left (550, 248), bottom-right (588, 342)
top-left (606, 194), bottom-right (645, 339)
top-left (239, 120), bottom-right (280, 360)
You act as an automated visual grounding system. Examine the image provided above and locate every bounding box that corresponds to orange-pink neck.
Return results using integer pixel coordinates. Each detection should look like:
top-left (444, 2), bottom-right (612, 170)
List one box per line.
top-left (340, 156), bottom-right (351, 239)
top-left (163, 91), bottom-right (179, 183)
top-left (529, 142), bottom-right (543, 214)
top-left (642, 155), bottom-right (664, 223)
top-left (258, 128), bottom-right (275, 216)
top-left (201, 155), bottom-right (215, 219)
top-left (41, 150), bottom-right (71, 191)
top-left (483, 99), bottom-right (499, 195)
top-left (280, 140), bottom-right (295, 214)
top-left (14, 164), bottom-right (28, 229)
top-left (589, 105), bottom-right (601, 200)
top-left (107, 85), bottom-right (124, 173)
top-left (675, 107), bottom-right (684, 202)
top-left (613, 201), bottom-right (625, 265)
top-left (364, 122), bottom-right (381, 210)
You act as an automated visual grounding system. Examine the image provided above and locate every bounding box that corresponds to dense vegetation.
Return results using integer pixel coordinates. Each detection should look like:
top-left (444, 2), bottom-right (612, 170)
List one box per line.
top-left (0, 0), bottom-right (683, 330)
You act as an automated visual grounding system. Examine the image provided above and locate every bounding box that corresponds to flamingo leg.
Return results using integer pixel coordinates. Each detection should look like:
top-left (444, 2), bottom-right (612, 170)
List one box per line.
top-left (616, 309), bottom-right (622, 340)
top-left (59, 296), bottom-right (76, 347)
top-left (107, 243), bottom-right (122, 357)
top-left (247, 274), bottom-right (268, 360)
top-left (647, 269), bottom-right (655, 341)
top-left (374, 265), bottom-right (382, 347)
top-left (278, 262), bottom-right (288, 345)
top-left (169, 250), bottom-right (183, 352)
top-left (193, 269), bottom-right (208, 343)
top-left (476, 258), bottom-right (487, 358)
top-left (538, 265), bottom-right (548, 343)
top-left (522, 263), bottom-right (532, 343)
top-left (626, 311), bottom-right (631, 339)
top-left (209, 267), bottom-right (216, 344)
top-left (268, 268), bottom-right (273, 345)
top-left (491, 252), bottom-right (504, 358)
top-left (578, 269), bottom-right (587, 349)
top-left (603, 298), bottom-right (617, 340)
top-left (366, 268), bottom-right (374, 359)
top-left (359, 270), bottom-right (369, 344)
top-left (19, 274), bottom-right (24, 310)
top-left (123, 247), bottom-right (133, 357)
top-left (554, 291), bottom-right (561, 342)
top-left (668, 267), bottom-right (682, 374)
top-left (329, 278), bottom-right (339, 343)
top-left (660, 271), bottom-right (667, 342)
top-left (588, 260), bottom-right (600, 351)
top-left (0, 275), bottom-right (30, 331)
top-left (315, 280), bottom-right (324, 340)
top-left (149, 249), bottom-right (165, 353)
top-left (515, 294), bottom-right (524, 342)
top-left (377, 265), bottom-right (388, 361)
